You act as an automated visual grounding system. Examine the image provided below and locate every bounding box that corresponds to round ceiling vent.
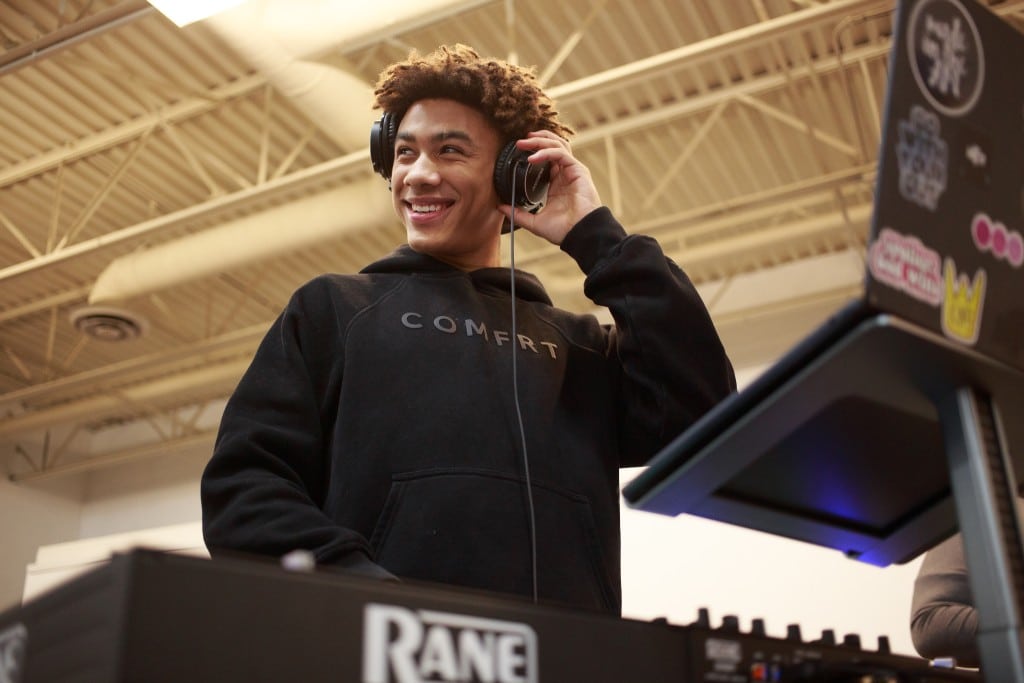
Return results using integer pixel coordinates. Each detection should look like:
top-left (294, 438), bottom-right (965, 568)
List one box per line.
top-left (69, 306), bottom-right (149, 342)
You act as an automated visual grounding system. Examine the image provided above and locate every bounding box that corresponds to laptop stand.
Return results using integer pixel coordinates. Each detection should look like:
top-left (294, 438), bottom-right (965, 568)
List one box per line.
top-left (624, 313), bottom-right (1024, 678)
top-left (941, 385), bottom-right (1024, 679)
top-left (820, 317), bottom-right (1024, 678)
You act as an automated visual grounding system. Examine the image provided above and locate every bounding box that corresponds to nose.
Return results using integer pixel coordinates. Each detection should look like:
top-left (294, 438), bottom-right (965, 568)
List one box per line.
top-left (402, 152), bottom-right (441, 188)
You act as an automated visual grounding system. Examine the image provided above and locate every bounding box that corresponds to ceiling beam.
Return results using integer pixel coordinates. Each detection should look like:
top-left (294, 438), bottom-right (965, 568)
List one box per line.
top-left (547, 0), bottom-right (887, 102)
top-left (0, 1), bottom-right (154, 76)
top-left (0, 38), bottom-right (888, 293)
top-left (0, 360), bottom-right (248, 438)
top-left (9, 429), bottom-right (217, 483)
top-left (0, 323), bottom-right (267, 407)
top-left (0, 74), bottom-right (267, 190)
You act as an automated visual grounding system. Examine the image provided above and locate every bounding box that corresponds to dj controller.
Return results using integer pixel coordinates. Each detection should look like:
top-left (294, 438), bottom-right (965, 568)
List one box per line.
top-left (0, 549), bottom-right (981, 682)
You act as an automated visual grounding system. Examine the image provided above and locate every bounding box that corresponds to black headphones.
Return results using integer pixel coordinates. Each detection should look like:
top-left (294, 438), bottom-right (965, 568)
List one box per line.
top-left (370, 111), bottom-right (550, 217)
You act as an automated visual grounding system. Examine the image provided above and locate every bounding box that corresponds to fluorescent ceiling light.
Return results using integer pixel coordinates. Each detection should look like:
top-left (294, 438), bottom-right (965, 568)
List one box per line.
top-left (148, 0), bottom-right (248, 27)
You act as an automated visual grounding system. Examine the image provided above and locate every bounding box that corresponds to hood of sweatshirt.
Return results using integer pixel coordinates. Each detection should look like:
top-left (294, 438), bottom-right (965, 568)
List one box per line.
top-left (360, 245), bottom-right (552, 306)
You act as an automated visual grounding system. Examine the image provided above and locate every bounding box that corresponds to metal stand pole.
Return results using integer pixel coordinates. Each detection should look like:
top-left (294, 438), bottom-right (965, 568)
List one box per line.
top-left (940, 386), bottom-right (1024, 680)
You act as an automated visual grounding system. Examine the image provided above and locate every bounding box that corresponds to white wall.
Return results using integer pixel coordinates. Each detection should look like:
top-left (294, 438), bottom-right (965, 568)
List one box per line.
top-left (619, 469), bottom-right (923, 656)
top-left (0, 440), bottom-right (208, 611)
top-left (78, 447), bottom-right (207, 538)
top-left (0, 476), bottom-right (83, 611)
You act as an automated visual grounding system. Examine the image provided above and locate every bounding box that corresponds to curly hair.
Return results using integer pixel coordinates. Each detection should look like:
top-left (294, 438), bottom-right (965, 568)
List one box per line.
top-left (373, 44), bottom-right (574, 142)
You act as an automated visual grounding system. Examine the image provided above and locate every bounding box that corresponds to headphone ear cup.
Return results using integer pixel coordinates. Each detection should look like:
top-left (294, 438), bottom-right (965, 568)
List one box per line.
top-left (493, 142), bottom-right (520, 206)
top-left (370, 111), bottom-right (398, 180)
top-left (493, 142), bottom-right (550, 214)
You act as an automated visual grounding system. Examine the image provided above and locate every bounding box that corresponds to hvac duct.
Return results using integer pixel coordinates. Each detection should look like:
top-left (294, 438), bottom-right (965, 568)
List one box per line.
top-left (207, 8), bottom-right (372, 149)
top-left (89, 0), bottom-right (487, 304)
top-left (206, 0), bottom-right (494, 148)
top-left (213, 0), bottom-right (492, 60)
top-left (89, 178), bottom-right (391, 304)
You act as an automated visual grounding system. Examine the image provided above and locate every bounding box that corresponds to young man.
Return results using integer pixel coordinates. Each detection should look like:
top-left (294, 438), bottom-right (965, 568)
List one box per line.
top-left (201, 45), bottom-right (735, 614)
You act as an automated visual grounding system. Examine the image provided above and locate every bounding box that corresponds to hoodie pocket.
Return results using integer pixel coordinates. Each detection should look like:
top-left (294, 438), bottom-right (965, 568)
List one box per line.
top-left (368, 467), bottom-right (616, 612)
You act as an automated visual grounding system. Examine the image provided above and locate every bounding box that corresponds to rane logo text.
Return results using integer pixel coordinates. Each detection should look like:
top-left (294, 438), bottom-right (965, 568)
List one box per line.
top-left (362, 604), bottom-right (538, 683)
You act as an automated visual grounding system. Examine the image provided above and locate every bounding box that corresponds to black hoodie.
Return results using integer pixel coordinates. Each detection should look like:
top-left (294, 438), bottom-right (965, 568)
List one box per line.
top-left (201, 207), bottom-right (735, 613)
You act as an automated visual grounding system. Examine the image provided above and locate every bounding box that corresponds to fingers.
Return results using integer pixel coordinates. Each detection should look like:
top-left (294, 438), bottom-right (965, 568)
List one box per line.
top-left (503, 130), bottom-right (601, 240)
top-left (498, 204), bottom-right (537, 230)
top-left (516, 130), bottom-right (572, 161)
top-left (525, 129), bottom-right (570, 145)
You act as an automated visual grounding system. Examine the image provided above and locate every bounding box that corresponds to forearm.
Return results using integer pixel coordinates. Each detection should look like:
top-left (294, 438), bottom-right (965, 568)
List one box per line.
top-left (910, 534), bottom-right (978, 665)
top-left (562, 207), bottom-right (736, 462)
top-left (911, 602), bottom-right (979, 666)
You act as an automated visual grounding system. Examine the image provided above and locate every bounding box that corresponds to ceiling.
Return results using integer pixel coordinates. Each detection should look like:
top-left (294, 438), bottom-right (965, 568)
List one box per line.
top-left (2, 0), bottom-right (1023, 483)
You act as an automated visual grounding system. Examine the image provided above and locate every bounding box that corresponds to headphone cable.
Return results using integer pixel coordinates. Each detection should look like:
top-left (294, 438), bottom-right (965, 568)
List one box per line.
top-left (508, 171), bottom-right (539, 605)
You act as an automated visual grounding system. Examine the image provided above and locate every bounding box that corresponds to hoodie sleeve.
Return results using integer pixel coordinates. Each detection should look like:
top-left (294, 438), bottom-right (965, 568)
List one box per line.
top-left (910, 534), bottom-right (978, 666)
top-left (560, 207), bottom-right (736, 466)
top-left (200, 278), bottom-right (394, 580)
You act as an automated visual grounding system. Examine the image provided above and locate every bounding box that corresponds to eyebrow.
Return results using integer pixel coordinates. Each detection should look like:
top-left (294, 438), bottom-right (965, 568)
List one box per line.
top-left (396, 129), bottom-right (475, 145)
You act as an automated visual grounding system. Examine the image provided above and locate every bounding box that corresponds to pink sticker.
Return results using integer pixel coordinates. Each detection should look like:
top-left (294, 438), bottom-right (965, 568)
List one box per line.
top-left (1008, 233), bottom-right (1024, 267)
top-left (971, 212), bottom-right (1024, 267)
top-left (869, 227), bottom-right (943, 305)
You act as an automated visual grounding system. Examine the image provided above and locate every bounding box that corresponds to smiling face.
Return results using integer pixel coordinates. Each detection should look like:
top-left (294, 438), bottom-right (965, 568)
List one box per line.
top-left (391, 99), bottom-right (506, 270)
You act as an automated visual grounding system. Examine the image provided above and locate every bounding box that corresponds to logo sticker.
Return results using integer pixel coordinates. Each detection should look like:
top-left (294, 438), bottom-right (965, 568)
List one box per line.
top-left (908, 0), bottom-right (985, 117)
top-left (972, 212), bottom-right (1024, 267)
top-left (897, 106), bottom-right (949, 210)
top-left (957, 125), bottom-right (993, 191)
top-left (869, 228), bottom-right (943, 305)
top-left (941, 257), bottom-right (986, 344)
top-left (0, 623), bottom-right (27, 683)
top-left (362, 604), bottom-right (538, 683)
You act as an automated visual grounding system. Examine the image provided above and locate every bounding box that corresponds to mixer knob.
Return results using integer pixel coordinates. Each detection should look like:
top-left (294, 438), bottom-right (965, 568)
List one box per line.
top-left (815, 629), bottom-right (836, 646)
top-left (694, 607), bottom-right (711, 629)
top-left (786, 624), bottom-right (803, 642)
top-left (842, 633), bottom-right (862, 649)
top-left (750, 618), bottom-right (766, 637)
top-left (720, 615), bottom-right (740, 633)
top-left (877, 635), bottom-right (891, 654)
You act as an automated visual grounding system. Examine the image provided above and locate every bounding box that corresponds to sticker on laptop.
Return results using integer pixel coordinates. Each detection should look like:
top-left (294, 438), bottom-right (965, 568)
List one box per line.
top-left (908, 0), bottom-right (985, 117)
top-left (941, 257), bottom-right (986, 345)
top-left (897, 106), bottom-right (948, 210)
top-left (957, 121), bottom-right (992, 191)
top-left (869, 227), bottom-right (943, 305)
top-left (0, 623), bottom-right (27, 683)
top-left (972, 212), bottom-right (1024, 267)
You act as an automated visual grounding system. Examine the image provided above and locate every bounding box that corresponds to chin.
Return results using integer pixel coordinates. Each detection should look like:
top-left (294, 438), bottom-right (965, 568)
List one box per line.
top-left (406, 229), bottom-right (447, 256)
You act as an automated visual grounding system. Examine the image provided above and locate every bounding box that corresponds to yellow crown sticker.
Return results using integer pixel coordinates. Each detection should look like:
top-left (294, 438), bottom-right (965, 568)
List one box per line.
top-left (941, 258), bottom-right (986, 345)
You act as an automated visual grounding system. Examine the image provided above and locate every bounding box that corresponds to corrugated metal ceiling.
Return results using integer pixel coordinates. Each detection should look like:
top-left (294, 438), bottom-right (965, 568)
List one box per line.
top-left (2, 0), bottom-right (1022, 480)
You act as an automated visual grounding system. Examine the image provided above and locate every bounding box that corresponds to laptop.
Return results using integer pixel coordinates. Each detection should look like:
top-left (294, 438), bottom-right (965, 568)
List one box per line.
top-left (622, 0), bottom-right (1024, 567)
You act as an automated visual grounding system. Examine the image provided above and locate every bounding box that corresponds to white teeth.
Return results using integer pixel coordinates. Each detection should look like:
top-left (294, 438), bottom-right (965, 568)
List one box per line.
top-left (411, 204), bottom-right (443, 213)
